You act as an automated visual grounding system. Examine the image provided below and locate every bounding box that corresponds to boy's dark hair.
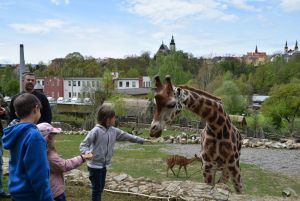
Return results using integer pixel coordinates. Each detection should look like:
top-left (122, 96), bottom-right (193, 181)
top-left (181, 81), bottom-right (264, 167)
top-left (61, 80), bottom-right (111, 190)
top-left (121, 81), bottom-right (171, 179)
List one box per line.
top-left (14, 93), bottom-right (41, 119)
top-left (97, 105), bottom-right (115, 126)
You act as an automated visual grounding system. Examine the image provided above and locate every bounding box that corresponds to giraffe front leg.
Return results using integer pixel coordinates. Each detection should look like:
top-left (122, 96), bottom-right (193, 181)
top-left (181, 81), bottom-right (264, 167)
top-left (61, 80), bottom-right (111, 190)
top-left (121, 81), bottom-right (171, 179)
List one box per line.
top-left (203, 163), bottom-right (216, 186)
top-left (228, 165), bottom-right (242, 193)
top-left (218, 168), bottom-right (230, 184)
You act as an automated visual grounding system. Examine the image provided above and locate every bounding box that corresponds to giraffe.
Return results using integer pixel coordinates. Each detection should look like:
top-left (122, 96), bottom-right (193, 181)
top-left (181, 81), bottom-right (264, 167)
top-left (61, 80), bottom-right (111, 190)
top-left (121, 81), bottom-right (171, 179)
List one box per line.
top-left (150, 75), bottom-right (242, 193)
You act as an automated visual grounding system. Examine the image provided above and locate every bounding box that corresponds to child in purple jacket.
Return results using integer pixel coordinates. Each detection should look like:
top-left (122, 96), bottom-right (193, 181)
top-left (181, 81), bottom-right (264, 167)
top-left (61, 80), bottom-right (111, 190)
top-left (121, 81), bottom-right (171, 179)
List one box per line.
top-left (37, 123), bottom-right (93, 201)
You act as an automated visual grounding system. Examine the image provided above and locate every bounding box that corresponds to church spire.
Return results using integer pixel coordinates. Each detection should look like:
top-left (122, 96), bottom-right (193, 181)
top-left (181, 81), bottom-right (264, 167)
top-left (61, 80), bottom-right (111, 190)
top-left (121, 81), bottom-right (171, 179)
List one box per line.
top-left (285, 41), bottom-right (288, 53)
top-left (295, 40), bottom-right (298, 51)
top-left (255, 45), bottom-right (258, 53)
top-left (170, 35), bottom-right (176, 51)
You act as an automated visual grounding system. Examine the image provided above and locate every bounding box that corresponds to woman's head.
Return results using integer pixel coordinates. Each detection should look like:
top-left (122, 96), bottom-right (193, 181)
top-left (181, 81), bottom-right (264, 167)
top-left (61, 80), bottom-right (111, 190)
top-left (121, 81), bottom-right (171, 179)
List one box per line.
top-left (97, 105), bottom-right (116, 127)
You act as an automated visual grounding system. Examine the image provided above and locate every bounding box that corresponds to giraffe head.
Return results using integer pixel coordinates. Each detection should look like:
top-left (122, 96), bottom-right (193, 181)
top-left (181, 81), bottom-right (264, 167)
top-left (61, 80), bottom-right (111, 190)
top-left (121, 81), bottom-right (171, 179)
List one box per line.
top-left (150, 75), bottom-right (185, 138)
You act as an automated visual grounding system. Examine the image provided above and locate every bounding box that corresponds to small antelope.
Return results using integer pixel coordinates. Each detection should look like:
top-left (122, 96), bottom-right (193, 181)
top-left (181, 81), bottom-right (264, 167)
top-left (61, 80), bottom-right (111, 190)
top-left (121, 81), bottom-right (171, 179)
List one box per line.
top-left (166, 154), bottom-right (202, 178)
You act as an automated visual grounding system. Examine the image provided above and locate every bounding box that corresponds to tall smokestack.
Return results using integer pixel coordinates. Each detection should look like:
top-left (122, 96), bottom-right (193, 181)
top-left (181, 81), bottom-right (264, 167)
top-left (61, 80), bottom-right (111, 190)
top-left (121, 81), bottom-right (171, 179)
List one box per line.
top-left (19, 44), bottom-right (25, 92)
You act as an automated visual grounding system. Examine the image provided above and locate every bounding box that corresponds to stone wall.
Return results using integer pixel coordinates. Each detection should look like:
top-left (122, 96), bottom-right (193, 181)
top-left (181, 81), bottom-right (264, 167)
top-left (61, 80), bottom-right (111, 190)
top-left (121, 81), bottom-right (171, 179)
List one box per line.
top-left (64, 170), bottom-right (298, 201)
top-left (56, 128), bottom-right (300, 150)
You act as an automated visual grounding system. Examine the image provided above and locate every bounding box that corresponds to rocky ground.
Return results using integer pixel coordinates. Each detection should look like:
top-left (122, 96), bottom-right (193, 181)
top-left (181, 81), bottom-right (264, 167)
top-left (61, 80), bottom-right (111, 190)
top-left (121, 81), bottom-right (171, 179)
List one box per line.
top-left (3, 144), bottom-right (300, 201)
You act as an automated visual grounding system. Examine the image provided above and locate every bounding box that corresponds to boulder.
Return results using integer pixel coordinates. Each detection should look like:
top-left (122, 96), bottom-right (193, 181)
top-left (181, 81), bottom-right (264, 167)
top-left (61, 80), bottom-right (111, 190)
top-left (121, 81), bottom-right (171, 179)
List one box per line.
top-left (113, 173), bottom-right (128, 182)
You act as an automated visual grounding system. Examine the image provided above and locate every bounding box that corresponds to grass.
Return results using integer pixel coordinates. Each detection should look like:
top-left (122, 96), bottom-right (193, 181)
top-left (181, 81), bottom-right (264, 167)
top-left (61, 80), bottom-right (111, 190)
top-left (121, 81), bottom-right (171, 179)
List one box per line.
top-left (2, 134), bottom-right (300, 200)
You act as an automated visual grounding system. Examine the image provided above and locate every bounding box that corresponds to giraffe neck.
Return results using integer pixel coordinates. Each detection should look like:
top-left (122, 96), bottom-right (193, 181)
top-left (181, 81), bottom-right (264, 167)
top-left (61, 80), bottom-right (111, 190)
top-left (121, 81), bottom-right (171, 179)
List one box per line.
top-left (179, 88), bottom-right (226, 128)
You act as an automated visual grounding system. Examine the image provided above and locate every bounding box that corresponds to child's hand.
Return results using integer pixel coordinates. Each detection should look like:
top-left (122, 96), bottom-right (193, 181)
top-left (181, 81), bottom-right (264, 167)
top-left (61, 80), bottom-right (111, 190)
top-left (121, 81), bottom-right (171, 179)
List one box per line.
top-left (82, 152), bottom-right (93, 160)
top-left (143, 139), bottom-right (153, 144)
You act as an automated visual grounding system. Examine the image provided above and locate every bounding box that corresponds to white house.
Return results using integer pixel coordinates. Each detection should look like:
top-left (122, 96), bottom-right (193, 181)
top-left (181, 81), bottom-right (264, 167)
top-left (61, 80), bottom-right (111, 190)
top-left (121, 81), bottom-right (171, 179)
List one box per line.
top-left (115, 76), bottom-right (151, 89)
top-left (115, 76), bottom-right (152, 95)
top-left (116, 78), bottom-right (139, 89)
top-left (141, 76), bottom-right (151, 88)
top-left (63, 77), bottom-right (101, 100)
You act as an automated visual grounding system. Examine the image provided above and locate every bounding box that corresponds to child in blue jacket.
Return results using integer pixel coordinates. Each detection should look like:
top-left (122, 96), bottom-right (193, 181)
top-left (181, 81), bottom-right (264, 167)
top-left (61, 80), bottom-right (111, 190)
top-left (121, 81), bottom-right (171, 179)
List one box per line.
top-left (2, 93), bottom-right (53, 201)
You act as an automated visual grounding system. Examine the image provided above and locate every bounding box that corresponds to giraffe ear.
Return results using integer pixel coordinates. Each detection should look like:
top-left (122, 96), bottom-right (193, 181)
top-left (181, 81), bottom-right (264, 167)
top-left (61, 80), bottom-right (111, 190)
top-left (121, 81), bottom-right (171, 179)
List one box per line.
top-left (154, 75), bottom-right (163, 92)
top-left (176, 88), bottom-right (181, 97)
top-left (165, 75), bottom-right (173, 93)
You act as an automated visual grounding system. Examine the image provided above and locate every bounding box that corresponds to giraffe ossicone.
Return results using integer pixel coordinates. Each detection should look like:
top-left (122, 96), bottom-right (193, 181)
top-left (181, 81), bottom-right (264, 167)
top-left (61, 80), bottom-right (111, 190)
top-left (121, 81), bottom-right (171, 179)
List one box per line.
top-left (150, 75), bottom-right (242, 193)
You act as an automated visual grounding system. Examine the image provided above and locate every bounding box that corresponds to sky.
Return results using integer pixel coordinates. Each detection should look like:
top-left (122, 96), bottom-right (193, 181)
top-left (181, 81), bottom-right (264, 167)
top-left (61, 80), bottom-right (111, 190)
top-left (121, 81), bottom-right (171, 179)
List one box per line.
top-left (0, 0), bottom-right (300, 64)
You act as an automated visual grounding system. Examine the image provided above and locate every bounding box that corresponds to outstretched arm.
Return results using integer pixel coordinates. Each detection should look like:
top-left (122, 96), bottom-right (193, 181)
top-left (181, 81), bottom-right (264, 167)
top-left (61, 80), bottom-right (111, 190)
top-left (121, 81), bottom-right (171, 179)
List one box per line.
top-left (49, 152), bottom-right (84, 172)
top-left (115, 127), bottom-right (145, 144)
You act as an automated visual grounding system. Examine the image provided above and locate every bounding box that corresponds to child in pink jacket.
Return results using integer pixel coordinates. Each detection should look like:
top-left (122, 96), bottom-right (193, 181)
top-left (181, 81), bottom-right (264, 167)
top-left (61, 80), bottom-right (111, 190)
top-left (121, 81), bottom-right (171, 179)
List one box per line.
top-left (37, 123), bottom-right (92, 201)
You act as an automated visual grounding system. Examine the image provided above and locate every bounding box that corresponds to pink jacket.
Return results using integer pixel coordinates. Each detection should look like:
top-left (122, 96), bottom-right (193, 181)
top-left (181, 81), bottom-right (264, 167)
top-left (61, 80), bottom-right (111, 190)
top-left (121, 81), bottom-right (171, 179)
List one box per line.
top-left (47, 150), bottom-right (84, 198)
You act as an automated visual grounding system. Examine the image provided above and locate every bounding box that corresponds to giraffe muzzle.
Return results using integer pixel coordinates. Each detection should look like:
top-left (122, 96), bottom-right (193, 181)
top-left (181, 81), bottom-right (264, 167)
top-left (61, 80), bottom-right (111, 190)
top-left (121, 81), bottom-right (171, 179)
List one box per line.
top-left (150, 124), bottom-right (162, 138)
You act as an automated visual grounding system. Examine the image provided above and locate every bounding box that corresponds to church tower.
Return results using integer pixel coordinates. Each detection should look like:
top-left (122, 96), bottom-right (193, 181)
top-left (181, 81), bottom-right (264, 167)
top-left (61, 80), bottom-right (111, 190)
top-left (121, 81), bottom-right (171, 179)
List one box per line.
top-left (284, 41), bottom-right (288, 53)
top-left (169, 35), bottom-right (176, 51)
top-left (295, 40), bottom-right (298, 51)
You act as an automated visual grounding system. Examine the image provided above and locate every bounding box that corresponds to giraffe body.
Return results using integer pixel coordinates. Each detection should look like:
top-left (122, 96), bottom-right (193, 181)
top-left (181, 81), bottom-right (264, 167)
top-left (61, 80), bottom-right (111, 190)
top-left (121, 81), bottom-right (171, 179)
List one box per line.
top-left (150, 76), bottom-right (242, 193)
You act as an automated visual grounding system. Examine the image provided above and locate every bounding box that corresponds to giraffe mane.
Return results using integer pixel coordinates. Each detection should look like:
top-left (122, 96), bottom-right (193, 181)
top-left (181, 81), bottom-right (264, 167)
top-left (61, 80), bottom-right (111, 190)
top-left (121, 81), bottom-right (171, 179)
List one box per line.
top-left (178, 85), bottom-right (222, 102)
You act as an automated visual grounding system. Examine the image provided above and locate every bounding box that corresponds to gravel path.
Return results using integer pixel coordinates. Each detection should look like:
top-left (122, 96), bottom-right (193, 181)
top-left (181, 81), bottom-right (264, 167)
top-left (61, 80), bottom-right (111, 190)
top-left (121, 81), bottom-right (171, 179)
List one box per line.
top-left (160, 144), bottom-right (300, 178)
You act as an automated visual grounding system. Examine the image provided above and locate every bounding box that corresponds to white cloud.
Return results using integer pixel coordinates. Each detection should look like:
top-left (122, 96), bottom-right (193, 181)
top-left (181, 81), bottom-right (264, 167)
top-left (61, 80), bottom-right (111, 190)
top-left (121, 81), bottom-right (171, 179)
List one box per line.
top-left (124, 0), bottom-right (238, 26)
top-left (50, 0), bottom-right (70, 5)
top-left (280, 0), bottom-right (300, 12)
top-left (221, 0), bottom-right (260, 11)
top-left (9, 19), bottom-right (65, 33)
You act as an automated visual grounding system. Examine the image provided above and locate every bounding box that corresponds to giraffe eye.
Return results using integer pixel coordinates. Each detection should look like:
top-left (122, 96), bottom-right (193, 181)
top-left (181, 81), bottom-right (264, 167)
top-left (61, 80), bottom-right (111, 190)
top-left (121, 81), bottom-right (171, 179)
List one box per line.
top-left (167, 102), bottom-right (176, 108)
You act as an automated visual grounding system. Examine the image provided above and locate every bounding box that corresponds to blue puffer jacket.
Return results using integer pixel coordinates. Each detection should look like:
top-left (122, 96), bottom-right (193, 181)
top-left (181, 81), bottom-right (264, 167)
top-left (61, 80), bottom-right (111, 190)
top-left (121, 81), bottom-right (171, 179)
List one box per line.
top-left (2, 122), bottom-right (53, 201)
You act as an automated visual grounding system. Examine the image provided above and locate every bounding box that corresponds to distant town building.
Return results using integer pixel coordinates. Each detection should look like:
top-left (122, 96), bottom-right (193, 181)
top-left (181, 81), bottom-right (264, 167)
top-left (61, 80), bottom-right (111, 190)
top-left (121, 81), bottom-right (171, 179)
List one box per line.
top-left (242, 46), bottom-right (267, 65)
top-left (44, 77), bottom-right (64, 99)
top-left (36, 77), bottom-right (64, 99)
top-left (63, 77), bottom-right (101, 100)
top-left (283, 40), bottom-right (300, 61)
top-left (156, 35), bottom-right (176, 55)
top-left (251, 95), bottom-right (269, 109)
top-left (111, 72), bottom-right (119, 80)
top-left (34, 75), bottom-right (151, 100)
top-left (169, 35), bottom-right (176, 51)
top-left (115, 76), bottom-right (151, 95)
top-left (116, 78), bottom-right (139, 89)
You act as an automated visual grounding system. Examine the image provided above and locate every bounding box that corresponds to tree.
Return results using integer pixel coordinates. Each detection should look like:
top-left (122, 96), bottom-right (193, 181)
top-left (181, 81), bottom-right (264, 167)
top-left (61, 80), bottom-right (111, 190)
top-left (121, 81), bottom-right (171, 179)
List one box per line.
top-left (213, 80), bottom-right (248, 114)
top-left (5, 80), bottom-right (19, 96)
top-left (0, 66), bottom-right (19, 96)
top-left (65, 52), bottom-right (84, 60)
top-left (148, 51), bottom-right (192, 85)
top-left (102, 69), bottom-right (114, 97)
top-left (127, 68), bottom-right (139, 77)
top-left (261, 80), bottom-right (300, 135)
top-left (195, 59), bottom-right (219, 91)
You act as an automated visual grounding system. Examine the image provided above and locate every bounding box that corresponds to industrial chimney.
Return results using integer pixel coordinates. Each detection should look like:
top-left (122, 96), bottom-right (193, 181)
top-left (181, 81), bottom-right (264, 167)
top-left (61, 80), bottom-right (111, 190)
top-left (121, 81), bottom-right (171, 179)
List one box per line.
top-left (19, 44), bottom-right (25, 92)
